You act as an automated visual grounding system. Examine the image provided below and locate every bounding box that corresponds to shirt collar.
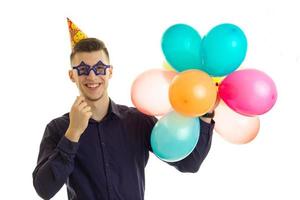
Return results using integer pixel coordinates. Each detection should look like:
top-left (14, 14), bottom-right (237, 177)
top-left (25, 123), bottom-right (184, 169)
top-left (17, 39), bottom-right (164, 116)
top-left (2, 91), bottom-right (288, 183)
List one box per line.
top-left (108, 98), bottom-right (122, 119)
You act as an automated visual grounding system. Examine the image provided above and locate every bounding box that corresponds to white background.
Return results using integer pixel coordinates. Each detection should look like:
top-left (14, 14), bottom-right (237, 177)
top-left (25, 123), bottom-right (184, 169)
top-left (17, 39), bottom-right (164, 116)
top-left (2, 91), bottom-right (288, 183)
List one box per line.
top-left (0, 0), bottom-right (299, 199)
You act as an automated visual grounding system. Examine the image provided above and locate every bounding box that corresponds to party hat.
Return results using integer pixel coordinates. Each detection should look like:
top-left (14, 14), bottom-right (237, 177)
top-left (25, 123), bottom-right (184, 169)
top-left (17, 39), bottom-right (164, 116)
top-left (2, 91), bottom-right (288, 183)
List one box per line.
top-left (67, 18), bottom-right (88, 49)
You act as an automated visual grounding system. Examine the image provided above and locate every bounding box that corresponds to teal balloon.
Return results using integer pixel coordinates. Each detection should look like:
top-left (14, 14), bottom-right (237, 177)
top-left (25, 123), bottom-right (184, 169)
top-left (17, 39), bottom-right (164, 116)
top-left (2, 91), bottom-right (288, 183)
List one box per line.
top-left (201, 23), bottom-right (247, 76)
top-left (161, 24), bottom-right (202, 72)
top-left (150, 111), bottom-right (200, 162)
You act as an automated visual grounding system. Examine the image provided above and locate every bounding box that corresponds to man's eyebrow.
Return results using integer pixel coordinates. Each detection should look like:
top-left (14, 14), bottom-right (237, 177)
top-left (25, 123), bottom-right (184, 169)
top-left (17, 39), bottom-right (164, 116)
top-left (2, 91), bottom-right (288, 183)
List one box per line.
top-left (76, 59), bottom-right (108, 67)
top-left (92, 59), bottom-right (109, 66)
top-left (78, 61), bottom-right (90, 67)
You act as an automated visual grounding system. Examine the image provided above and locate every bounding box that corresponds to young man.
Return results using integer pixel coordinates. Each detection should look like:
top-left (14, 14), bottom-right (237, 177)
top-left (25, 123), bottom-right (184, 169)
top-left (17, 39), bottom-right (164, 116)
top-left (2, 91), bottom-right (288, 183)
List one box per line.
top-left (32, 38), bottom-right (215, 200)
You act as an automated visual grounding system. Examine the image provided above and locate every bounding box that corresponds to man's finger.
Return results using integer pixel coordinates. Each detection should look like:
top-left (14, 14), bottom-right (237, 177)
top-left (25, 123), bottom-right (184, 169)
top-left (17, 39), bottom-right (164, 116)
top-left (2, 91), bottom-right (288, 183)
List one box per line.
top-left (74, 96), bottom-right (85, 106)
top-left (78, 101), bottom-right (88, 110)
top-left (82, 106), bottom-right (91, 113)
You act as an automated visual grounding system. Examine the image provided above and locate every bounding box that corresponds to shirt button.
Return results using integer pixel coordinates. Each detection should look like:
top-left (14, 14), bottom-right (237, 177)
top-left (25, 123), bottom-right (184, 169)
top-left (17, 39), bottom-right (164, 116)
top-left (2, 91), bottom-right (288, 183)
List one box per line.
top-left (105, 163), bottom-right (109, 167)
top-left (101, 142), bottom-right (105, 146)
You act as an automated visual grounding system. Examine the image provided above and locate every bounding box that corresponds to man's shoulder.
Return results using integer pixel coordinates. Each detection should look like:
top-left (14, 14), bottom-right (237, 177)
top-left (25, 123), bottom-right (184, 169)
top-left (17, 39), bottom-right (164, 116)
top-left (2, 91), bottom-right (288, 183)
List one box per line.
top-left (115, 103), bottom-right (157, 122)
top-left (47, 113), bottom-right (70, 130)
top-left (116, 103), bottom-right (138, 114)
top-left (115, 102), bottom-right (140, 115)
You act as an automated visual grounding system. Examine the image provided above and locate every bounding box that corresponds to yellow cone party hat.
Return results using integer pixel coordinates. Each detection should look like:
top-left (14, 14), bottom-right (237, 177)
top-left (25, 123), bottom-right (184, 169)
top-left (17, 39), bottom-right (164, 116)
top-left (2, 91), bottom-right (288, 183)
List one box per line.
top-left (67, 18), bottom-right (88, 49)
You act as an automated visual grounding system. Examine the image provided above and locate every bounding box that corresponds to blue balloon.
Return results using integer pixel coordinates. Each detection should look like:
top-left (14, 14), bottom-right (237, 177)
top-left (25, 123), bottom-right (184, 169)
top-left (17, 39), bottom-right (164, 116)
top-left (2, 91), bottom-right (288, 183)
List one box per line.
top-left (150, 111), bottom-right (200, 162)
top-left (201, 23), bottom-right (247, 76)
top-left (161, 24), bottom-right (202, 72)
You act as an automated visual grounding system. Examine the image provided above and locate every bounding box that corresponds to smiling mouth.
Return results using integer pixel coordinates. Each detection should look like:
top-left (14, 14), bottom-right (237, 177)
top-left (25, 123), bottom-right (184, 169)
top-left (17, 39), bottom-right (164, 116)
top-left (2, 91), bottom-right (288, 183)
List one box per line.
top-left (85, 83), bottom-right (102, 89)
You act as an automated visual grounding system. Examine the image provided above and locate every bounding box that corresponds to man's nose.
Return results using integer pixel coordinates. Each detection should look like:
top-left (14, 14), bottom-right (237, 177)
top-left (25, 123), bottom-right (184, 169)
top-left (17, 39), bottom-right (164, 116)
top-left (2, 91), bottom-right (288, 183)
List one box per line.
top-left (87, 69), bottom-right (97, 79)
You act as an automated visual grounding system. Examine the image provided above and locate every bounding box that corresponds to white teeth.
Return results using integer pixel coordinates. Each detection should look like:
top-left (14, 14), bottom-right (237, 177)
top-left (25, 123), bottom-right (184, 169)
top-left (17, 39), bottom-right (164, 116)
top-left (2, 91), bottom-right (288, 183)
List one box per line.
top-left (86, 83), bottom-right (101, 88)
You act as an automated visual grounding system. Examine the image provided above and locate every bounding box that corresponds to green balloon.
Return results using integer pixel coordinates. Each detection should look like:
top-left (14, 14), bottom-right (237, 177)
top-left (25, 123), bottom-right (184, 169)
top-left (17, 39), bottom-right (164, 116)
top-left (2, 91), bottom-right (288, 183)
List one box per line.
top-left (161, 24), bottom-right (202, 72)
top-left (201, 23), bottom-right (247, 76)
top-left (150, 111), bottom-right (200, 162)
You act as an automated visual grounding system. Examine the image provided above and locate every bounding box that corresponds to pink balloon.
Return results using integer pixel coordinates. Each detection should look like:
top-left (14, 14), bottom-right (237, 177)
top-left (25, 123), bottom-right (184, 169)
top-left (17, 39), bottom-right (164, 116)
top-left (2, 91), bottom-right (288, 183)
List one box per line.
top-left (131, 69), bottom-right (177, 116)
top-left (219, 69), bottom-right (277, 116)
top-left (214, 100), bottom-right (260, 144)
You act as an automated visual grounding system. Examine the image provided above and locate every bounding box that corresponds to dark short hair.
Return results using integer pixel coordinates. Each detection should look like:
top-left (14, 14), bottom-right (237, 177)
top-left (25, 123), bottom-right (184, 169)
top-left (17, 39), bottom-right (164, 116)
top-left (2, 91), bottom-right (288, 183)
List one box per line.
top-left (70, 38), bottom-right (109, 61)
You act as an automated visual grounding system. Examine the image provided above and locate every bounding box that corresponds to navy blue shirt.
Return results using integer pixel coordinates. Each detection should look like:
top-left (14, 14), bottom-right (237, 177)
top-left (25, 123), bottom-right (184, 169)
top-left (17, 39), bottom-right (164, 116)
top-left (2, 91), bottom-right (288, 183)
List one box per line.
top-left (33, 99), bottom-right (214, 200)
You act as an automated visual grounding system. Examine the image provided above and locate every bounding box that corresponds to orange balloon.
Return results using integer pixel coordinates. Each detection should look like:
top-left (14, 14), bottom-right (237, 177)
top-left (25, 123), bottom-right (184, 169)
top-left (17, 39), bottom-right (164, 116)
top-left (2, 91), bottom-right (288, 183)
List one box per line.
top-left (169, 69), bottom-right (217, 117)
top-left (214, 100), bottom-right (260, 144)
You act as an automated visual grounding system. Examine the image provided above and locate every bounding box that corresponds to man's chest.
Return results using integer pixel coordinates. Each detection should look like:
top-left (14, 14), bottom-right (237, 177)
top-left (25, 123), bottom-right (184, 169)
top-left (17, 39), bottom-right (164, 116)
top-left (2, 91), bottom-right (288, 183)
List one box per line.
top-left (74, 121), bottom-right (145, 170)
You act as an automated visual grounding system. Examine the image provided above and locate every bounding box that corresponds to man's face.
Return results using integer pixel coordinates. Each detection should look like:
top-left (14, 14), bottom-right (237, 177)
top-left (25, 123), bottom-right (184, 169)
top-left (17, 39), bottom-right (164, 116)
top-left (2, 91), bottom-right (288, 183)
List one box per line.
top-left (69, 50), bottom-right (112, 101)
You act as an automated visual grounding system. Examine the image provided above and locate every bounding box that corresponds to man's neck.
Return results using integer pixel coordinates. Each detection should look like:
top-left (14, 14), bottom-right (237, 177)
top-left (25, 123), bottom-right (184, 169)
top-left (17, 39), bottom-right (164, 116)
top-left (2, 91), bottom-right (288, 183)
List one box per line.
top-left (85, 93), bottom-right (110, 122)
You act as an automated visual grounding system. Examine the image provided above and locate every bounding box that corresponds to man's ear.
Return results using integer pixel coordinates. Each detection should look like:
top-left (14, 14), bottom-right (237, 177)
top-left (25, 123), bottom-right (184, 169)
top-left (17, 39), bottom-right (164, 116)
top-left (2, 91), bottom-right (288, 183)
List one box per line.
top-left (69, 70), bottom-right (76, 82)
top-left (108, 66), bottom-right (113, 79)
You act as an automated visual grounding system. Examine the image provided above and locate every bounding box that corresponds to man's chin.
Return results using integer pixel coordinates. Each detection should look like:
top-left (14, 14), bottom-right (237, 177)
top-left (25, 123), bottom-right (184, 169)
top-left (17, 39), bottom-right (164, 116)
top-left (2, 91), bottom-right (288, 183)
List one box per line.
top-left (85, 95), bottom-right (103, 102)
top-left (80, 88), bottom-right (105, 101)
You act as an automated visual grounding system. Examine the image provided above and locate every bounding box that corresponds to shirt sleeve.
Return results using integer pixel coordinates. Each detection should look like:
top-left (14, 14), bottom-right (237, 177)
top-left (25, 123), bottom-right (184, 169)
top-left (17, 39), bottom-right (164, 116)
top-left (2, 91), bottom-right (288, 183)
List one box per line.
top-left (32, 120), bottom-right (79, 199)
top-left (143, 114), bottom-right (214, 173)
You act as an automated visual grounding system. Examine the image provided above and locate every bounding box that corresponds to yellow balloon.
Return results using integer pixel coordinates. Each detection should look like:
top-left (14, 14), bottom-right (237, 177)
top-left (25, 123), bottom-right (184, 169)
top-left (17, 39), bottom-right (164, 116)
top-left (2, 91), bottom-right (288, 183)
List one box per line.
top-left (212, 65), bottom-right (246, 86)
top-left (163, 61), bottom-right (176, 71)
top-left (211, 76), bottom-right (224, 86)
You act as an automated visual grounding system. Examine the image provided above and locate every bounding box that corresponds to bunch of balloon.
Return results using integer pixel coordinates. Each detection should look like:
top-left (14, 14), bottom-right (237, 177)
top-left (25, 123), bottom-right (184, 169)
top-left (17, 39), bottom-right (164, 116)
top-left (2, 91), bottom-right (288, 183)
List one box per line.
top-left (131, 23), bottom-right (277, 163)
